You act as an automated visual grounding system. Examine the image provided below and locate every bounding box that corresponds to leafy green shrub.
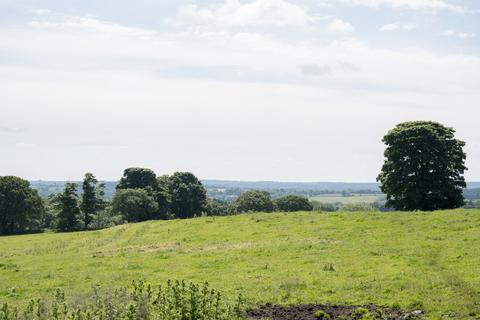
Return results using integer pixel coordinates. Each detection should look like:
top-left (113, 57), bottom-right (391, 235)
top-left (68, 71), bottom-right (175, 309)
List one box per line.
top-left (111, 189), bottom-right (159, 222)
top-left (273, 195), bottom-right (313, 212)
top-left (204, 199), bottom-right (231, 216)
top-left (232, 190), bottom-right (274, 213)
top-left (88, 207), bottom-right (124, 230)
top-left (0, 280), bottom-right (243, 320)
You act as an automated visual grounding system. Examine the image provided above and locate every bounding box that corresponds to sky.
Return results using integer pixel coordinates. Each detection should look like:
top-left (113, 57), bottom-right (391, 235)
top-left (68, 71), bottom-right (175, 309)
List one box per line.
top-left (1, 0), bottom-right (479, 182)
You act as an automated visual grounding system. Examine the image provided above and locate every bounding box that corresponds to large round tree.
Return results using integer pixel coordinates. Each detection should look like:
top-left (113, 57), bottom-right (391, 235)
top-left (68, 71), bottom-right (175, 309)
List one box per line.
top-left (233, 190), bottom-right (274, 213)
top-left (111, 188), bottom-right (159, 222)
top-left (116, 168), bottom-right (158, 190)
top-left (273, 195), bottom-right (313, 212)
top-left (377, 121), bottom-right (467, 211)
top-left (0, 176), bottom-right (45, 235)
top-left (167, 172), bottom-right (207, 219)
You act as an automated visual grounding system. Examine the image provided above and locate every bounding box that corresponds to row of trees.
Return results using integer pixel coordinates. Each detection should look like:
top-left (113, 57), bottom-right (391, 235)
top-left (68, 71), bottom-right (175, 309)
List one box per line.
top-left (0, 174), bottom-right (107, 234)
top-left (112, 168), bottom-right (207, 222)
top-left (111, 169), bottom-right (315, 221)
top-left (0, 169), bottom-right (317, 234)
top-left (48, 174), bottom-right (107, 232)
top-left (47, 169), bottom-right (210, 232)
top-left (0, 120), bottom-right (471, 234)
top-left (206, 191), bottom-right (314, 215)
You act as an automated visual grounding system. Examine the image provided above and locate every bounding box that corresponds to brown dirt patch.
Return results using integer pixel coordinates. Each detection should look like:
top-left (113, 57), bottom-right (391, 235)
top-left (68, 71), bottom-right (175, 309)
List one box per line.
top-left (246, 303), bottom-right (424, 320)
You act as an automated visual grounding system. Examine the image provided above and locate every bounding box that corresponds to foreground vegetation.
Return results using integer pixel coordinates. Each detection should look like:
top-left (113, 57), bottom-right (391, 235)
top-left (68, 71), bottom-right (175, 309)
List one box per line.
top-left (1, 210), bottom-right (480, 318)
top-left (0, 280), bottom-right (243, 320)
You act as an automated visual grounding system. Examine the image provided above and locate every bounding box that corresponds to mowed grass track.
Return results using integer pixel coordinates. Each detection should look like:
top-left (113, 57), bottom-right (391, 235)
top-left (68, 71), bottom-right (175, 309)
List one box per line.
top-left (1, 210), bottom-right (480, 319)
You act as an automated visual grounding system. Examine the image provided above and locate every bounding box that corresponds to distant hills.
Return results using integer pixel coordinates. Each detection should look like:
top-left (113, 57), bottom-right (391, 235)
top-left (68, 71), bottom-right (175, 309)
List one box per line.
top-left (203, 180), bottom-right (381, 191)
top-left (30, 180), bottom-right (480, 201)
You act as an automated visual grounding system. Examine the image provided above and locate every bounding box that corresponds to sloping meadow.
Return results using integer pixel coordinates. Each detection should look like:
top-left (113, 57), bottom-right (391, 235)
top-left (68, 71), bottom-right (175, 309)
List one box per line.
top-left (1, 210), bottom-right (480, 319)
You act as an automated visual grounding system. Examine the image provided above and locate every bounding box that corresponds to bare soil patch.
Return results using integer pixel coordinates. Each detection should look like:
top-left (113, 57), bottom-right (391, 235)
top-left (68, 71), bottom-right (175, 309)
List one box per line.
top-left (246, 303), bottom-right (423, 320)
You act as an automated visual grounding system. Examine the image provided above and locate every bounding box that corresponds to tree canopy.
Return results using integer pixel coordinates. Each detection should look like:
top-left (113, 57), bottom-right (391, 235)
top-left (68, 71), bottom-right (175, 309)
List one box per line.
top-left (111, 188), bottom-right (159, 222)
top-left (168, 172), bottom-right (207, 219)
top-left (117, 168), bottom-right (158, 190)
top-left (80, 173), bottom-right (106, 230)
top-left (273, 195), bottom-right (313, 212)
top-left (233, 190), bottom-right (274, 213)
top-left (0, 176), bottom-right (44, 235)
top-left (377, 121), bottom-right (467, 211)
top-left (55, 183), bottom-right (82, 232)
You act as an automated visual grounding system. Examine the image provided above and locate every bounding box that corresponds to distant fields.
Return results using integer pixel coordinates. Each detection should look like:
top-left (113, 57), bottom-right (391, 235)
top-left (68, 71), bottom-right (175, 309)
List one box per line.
top-left (309, 194), bottom-right (384, 204)
top-left (1, 210), bottom-right (480, 319)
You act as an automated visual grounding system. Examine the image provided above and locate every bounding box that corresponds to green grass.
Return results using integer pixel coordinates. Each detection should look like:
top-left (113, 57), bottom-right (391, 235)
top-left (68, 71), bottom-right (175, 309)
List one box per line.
top-left (1, 210), bottom-right (480, 319)
top-left (309, 194), bottom-right (383, 204)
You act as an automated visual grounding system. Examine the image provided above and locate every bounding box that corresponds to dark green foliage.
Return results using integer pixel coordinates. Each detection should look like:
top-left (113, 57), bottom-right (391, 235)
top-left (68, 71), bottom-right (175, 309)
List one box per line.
top-left (168, 172), bottom-right (207, 219)
top-left (115, 170), bottom-right (170, 221)
top-left (233, 190), bottom-right (274, 213)
top-left (0, 176), bottom-right (44, 235)
top-left (80, 173), bottom-right (106, 230)
top-left (273, 195), bottom-right (313, 212)
top-left (117, 168), bottom-right (158, 190)
top-left (111, 189), bottom-right (159, 222)
top-left (378, 121), bottom-right (467, 211)
top-left (0, 280), bottom-right (244, 320)
top-left (55, 183), bottom-right (82, 232)
top-left (205, 199), bottom-right (231, 216)
top-left (154, 175), bottom-right (171, 219)
top-left (41, 195), bottom-right (57, 229)
top-left (88, 206), bottom-right (124, 230)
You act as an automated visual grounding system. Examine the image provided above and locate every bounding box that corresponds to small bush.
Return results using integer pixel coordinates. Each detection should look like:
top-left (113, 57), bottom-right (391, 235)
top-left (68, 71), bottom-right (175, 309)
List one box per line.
top-left (204, 199), bottom-right (231, 216)
top-left (0, 280), bottom-right (243, 320)
top-left (232, 190), bottom-right (274, 213)
top-left (111, 189), bottom-right (159, 222)
top-left (273, 195), bottom-right (313, 212)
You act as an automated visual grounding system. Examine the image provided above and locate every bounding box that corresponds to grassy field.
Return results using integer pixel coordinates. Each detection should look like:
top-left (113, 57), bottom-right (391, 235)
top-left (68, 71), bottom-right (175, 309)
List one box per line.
top-left (309, 194), bottom-right (384, 204)
top-left (1, 210), bottom-right (480, 319)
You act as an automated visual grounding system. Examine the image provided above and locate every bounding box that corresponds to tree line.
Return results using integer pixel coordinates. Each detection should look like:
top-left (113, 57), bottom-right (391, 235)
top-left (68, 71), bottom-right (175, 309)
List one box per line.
top-left (0, 168), bottom-right (315, 235)
top-left (0, 121), bottom-right (471, 235)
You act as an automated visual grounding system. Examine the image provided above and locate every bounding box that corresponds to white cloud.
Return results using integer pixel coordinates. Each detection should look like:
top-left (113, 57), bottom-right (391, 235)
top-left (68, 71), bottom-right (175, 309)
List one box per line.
top-left (441, 29), bottom-right (476, 39)
top-left (174, 0), bottom-right (316, 27)
top-left (1, 9), bottom-right (480, 180)
top-left (326, 18), bottom-right (355, 33)
top-left (2, 12), bottom-right (478, 96)
top-left (299, 64), bottom-right (332, 76)
top-left (380, 22), bottom-right (416, 31)
top-left (32, 9), bottom-right (52, 15)
top-left (27, 13), bottom-right (156, 38)
top-left (0, 125), bottom-right (18, 133)
top-left (337, 0), bottom-right (467, 13)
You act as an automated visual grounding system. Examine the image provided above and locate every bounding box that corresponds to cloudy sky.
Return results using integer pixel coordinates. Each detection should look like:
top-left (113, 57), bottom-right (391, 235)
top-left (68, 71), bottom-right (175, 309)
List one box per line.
top-left (1, 0), bottom-right (479, 182)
